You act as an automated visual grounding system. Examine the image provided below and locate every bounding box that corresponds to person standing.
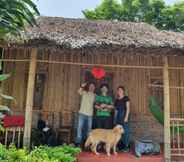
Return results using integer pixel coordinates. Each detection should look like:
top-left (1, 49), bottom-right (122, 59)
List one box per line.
top-left (114, 86), bottom-right (130, 152)
top-left (95, 84), bottom-right (114, 129)
top-left (75, 82), bottom-right (96, 146)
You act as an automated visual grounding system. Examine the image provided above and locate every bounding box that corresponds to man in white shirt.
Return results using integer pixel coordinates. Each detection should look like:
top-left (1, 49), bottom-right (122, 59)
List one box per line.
top-left (75, 82), bottom-right (96, 146)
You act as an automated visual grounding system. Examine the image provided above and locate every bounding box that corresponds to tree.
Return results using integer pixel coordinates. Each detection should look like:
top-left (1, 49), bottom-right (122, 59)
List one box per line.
top-left (83, 0), bottom-right (122, 20)
top-left (83, 0), bottom-right (184, 32)
top-left (160, 1), bottom-right (184, 31)
top-left (0, 0), bottom-right (40, 39)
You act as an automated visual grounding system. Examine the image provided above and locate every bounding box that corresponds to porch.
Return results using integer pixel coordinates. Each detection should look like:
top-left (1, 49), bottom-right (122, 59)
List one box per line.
top-left (2, 49), bottom-right (184, 162)
top-left (77, 152), bottom-right (164, 162)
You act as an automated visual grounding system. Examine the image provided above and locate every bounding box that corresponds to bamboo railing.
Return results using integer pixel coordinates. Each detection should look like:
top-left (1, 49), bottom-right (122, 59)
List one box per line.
top-left (170, 118), bottom-right (184, 157)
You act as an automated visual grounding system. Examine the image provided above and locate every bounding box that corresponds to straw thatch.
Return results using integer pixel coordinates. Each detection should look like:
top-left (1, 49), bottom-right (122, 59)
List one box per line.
top-left (2, 16), bottom-right (184, 51)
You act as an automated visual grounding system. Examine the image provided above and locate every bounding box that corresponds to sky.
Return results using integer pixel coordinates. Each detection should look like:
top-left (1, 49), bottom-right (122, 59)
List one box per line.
top-left (33, 0), bottom-right (178, 18)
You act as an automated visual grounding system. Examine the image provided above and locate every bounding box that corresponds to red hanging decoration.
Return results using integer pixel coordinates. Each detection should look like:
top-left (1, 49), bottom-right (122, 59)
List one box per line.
top-left (91, 67), bottom-right (106, 79)
top-left (3, 115), bottom-right (24, 128)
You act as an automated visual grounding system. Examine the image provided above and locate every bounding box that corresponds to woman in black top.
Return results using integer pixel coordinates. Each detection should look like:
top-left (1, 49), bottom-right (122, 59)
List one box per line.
top-left (114, 86), bottom-right (130, 152)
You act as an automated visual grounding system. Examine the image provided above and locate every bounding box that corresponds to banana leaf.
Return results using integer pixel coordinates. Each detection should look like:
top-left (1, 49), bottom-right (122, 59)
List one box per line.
top-left (149, 96), bottom-right (184, 133)
top-left (0, 74), bottom-right (10, 81)
top-left (0, 124), bottom-right (4, 133)
top-left (0, 94), bottom-right (15, 101)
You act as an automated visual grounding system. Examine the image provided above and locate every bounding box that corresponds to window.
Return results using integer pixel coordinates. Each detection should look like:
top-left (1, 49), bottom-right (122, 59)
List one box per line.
top-left (33, 73), bottom-right (46, 109)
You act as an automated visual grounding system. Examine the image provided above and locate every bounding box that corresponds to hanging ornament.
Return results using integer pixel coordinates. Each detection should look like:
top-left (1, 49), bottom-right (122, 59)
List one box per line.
top-left (91, 67), bottom-right (106, 79)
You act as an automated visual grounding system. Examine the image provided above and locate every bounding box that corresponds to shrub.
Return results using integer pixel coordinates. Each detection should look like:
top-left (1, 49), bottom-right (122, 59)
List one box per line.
top-left (0, 144), bottom-right (81, 162)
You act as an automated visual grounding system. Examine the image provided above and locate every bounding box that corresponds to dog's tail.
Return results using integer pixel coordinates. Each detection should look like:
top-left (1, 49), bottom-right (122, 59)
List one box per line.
top-left (85, 135), bottom-right (92, 148)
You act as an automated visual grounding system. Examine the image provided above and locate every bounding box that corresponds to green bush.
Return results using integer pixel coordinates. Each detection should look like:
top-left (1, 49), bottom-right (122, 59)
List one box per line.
top-left (0, 144), bottom-right (81, 162)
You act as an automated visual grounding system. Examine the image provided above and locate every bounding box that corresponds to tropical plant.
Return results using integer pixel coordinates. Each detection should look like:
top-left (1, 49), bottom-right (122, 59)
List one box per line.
top-left (0, 73), bottom-right (15, 132)
top-left (0, 0), bottom-right (40, 38)
top-left (0, 74), bottom-right (15, 109)
top-left (149, 96), bottom-right (184, 133)
top-left (0, 144), bottom-right (81, 162)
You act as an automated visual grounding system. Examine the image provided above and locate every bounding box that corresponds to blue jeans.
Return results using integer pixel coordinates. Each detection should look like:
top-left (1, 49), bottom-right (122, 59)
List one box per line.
top-left (75, 113), bottom-right (92, 144)
top-left (122, 122), bottom-right (130, 148)
top-left (117, 122), bottom-right (130, 149)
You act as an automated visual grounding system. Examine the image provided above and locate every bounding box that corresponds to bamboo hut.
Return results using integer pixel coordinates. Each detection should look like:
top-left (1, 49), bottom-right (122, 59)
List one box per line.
top-left (1, 17), bottom-right (184, 161)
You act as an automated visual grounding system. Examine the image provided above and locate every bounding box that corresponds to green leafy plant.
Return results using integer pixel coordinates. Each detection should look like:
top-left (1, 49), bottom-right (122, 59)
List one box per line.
top-left (149, 96), bottom-right (184, 133)
top-left (6, 145), bottom-right (28, 161)
top-left (29, 145), bottom-right (81, 162)
top-left (0, 0), bottom-right (40, 39)
top-left (0, 73), bottom-right (16, 105)
top-left (0, 74), bottom-right (15, 132)
top-left (0, 143), bottom-right (7, 160)
top-left (0, 124), bottom-right (4, 132)
top-left (0, 144), bottom-right (81, 162)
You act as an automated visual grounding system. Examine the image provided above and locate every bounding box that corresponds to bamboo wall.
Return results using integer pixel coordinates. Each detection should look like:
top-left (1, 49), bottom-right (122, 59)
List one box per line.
top-left (3, 48), bottom-right (184, 142)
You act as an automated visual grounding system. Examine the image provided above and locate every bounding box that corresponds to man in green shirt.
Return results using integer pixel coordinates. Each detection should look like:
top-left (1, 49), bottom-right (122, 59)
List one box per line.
top-left (95, 84), bottom-right (114, 129)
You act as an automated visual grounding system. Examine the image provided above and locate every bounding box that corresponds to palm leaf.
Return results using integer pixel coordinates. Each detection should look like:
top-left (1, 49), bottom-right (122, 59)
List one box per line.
top-left (0, 74), bottom-right (10, 81)
top-left (0, 124), bottom-right (4, 133)
top-left (22, 0), bottom-right (40, 15)
top-left (0, 105), bottom-right (10, 111)
top-left (0, 0), bottom-right (39, 38)
top-left (149, 96), bottom-right (164, 125)
top-left (0, 94), bottom-right (15, 101)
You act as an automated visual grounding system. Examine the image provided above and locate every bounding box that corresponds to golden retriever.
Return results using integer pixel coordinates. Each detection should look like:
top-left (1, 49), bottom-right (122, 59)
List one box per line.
top-left (85, 125), bottom-right (124, 156)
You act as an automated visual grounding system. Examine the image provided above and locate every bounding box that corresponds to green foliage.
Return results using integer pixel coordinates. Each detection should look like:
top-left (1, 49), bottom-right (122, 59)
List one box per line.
top-left (83, 0), bottom-right (184, 31)
top-left (6, 145), bottom-right (28, 162)
top-left (0, 0), bottom-right (40, 39)
top-left (29, 145), bottom-right (81, 162)
top-left (149, 96), bottom-right (164, 125)
top-left (0, 74), bottom-right (15, 132)
top-left (83, 0), bottom-right (122, 20)
top-left (0, 143), bottom-right (7, 160)
top-left (160, 1), bottom-right (184, 31)
top-left (0, 144), bottom-right (81, 162)
top-left (149, 96), bottom-right (184, 133)
top-left (0, 74), bottom-right (10, 81)
top-left (0, 74), bottom-right (15, 106)
top-left (0, 124), bottom-right (4, 132)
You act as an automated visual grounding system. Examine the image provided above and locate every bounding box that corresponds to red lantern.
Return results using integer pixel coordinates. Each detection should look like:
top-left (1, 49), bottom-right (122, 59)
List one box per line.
top-left (91, 67), bottom-right (106, 79)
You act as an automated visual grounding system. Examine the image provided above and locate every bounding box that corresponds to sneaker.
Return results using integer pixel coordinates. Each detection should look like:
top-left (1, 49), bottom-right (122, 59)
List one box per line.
top-left (74, 143), bottom-right (80, 147)
top-left (135, 150), bottom-right (141, 158)
top-left (120, 147), bottom-right (130, 152)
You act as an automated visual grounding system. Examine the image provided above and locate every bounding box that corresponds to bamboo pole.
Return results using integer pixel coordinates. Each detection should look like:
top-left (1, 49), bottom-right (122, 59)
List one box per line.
top-left (18, 127), bottom-right (21, 148)
top-left (1, 58), bottom-right (184, 70)
top-left (149, 84), bottom-right (184, 89)
top-left (163, 56), bottom-right (171, 162)
top-left (23, 48), bottom-right (37, 148)
top-left (12, 128), bottom-right (15, 144)
top-left (5, 129), bottom-right (8, 146)
top-left (37, 60), bottom-right (163, 69)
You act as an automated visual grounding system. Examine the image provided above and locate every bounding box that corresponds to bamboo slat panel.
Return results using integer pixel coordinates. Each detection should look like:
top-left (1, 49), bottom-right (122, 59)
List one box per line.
top-left (2, 49), bottom-right (29, 111)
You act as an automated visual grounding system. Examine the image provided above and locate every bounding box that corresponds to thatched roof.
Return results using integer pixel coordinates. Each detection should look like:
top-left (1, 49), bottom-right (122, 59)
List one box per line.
top-left (2, 17), bottom-right (184, 51)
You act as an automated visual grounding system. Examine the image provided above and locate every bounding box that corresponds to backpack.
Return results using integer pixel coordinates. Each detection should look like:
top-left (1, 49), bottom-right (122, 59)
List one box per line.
top-left (135, 139), bottom-right (160, 157)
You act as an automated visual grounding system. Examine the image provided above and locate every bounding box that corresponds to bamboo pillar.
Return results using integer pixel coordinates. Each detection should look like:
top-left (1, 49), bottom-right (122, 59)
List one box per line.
top-left (163, 56), bottom-right (171, 162)
top-left (23, 48), bottom-right (37, 148)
